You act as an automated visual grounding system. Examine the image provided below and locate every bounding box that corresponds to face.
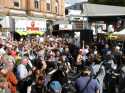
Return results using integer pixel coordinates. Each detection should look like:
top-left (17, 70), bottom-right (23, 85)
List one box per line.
top-left (0, 68), bottom-right (8, 75)
top-left (35, 69), bottom-right (41, 75)
top-left (65, 47), bottom-right (69, 53)
top-left (62, 55), bottom-right (66, 62)
top-left (21, 58), bottom-right (29, 65)
top-left (88, 53), bottom-right (95, 63)
top-left (36, 77), bottom-right (44, 86)
top-left (56, 51), bottom-right (60, 56)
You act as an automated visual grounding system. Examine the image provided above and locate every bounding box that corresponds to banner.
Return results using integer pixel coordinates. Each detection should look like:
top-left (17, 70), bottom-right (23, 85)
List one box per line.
top-left (15, 18), bottom-right (46, 35)
top-left (59, 24), bottom-right (72, 30)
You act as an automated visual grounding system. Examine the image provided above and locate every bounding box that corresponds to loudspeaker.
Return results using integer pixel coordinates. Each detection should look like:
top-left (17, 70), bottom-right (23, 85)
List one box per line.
top-left (80, 29), bottom-right (93, 44)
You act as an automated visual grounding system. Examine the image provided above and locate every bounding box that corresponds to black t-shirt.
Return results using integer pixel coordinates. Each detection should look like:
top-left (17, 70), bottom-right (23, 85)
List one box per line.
top-left (31, 85), bottom-right (45, 93)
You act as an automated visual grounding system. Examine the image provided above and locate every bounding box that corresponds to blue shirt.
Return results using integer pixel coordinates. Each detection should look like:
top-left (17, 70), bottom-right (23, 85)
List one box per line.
top-left (75, 76), bottom-right (100, 93)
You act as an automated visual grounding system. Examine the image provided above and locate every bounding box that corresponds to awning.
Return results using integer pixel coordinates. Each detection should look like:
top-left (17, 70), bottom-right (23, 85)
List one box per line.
top-left (53, 18), bottom-right (69, 25)
top-left (83, 3), bottom-right (125, 17)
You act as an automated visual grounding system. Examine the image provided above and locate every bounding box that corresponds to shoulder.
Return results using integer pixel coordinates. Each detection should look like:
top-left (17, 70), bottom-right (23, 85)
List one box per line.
top-left (75, 76), bottom-right (86, 84)
top-left (17, 64), bottom-right (26, 70)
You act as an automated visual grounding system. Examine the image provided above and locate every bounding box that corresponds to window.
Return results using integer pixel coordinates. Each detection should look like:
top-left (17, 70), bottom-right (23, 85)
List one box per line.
top-left (55, 0), bottom-right (59, 14)
top-left (47, 3), bottom-right (51, 11)
top-left (46, 0), bottom-right (51, 12)
top-left (34, 0), bottom-right (39, 9)
top-left (55, 6), bottom-right (58, 13)
top-left (14, 0), bottom-right (20, 7)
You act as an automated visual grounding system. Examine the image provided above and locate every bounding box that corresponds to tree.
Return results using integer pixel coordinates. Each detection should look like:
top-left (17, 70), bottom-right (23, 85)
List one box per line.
top-left (88, 0), bottom-right (125, 6)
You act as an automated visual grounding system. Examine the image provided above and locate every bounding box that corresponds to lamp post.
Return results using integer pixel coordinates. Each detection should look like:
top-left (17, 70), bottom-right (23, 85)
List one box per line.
top-left (83, 17), bottom-right (88, 29)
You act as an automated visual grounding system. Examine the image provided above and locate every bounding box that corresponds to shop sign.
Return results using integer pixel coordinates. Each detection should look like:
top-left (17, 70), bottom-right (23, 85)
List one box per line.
top-left (68, 10), bottom-right (81, 16)
top-left (70, 16), bottom-right (83, 21)
top-left (59, 24), bottom-right (72, 30)
top-left (15, 19), bottom-right (46, 32)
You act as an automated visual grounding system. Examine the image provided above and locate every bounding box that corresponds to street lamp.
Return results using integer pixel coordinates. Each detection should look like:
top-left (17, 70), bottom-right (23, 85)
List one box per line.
top-left (83, 17), bottom-right (88, 29)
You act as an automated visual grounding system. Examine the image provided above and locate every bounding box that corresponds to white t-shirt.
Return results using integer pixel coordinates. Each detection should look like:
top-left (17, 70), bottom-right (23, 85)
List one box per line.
top-left (17, 64), bottom-right (28, 80)
top-left (0, 48), bottom-right (6, 55)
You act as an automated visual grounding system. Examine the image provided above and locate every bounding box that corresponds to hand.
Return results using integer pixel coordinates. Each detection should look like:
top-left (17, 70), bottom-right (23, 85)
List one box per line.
top-left (28, 70), bottom-right (32, 76)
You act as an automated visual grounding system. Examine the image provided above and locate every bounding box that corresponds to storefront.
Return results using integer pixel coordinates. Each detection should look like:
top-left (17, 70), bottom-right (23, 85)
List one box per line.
top-left (0, 16), bottom-right (12, 41)
top-left (13, 17), bottom-right (46, 36)
top-left (53, 24), bottom-right (73, 37)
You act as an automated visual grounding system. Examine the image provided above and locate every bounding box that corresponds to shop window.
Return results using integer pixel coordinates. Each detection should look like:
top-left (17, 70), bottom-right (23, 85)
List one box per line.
top-left (34, 0), bottom-right (39, 9)
top-left (47, 3), bottom-right (51, 11)
top-left (55, 0), bottom-right (59, 14)
top-left (14, 0), bottom-right (20, 8)
top-left (55, 6), bottom-right (57, 13)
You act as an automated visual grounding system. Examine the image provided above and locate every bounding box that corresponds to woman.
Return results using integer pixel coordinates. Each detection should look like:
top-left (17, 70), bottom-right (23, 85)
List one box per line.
top-left (27, 69), bottom-right (45, 93)
top-left (92, 54), bottom-right (105, 93)
top-left (76, 49), bottom-right (84, 71)
top-left (30, 75), bottom-right (46, 93)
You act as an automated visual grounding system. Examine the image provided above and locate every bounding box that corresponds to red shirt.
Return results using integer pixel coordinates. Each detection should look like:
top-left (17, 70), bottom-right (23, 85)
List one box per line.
top-left (10, 50), bottom-right (17, 58)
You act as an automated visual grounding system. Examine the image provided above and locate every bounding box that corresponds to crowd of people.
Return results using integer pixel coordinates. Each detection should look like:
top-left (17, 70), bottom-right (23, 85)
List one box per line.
top-left (0, 35), bottom-right (125, 93)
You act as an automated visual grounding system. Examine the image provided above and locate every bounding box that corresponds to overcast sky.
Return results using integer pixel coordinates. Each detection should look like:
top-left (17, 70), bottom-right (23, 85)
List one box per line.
top-left (65, 0), bottom-right (88, 4)
top-left (65, 0), bottom-right (88, 7)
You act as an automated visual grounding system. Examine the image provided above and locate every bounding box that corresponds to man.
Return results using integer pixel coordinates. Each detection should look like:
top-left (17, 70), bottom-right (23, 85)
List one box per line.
top-left (17, 57), bottom-right (31, 93)
top-left (75, 66), bottom-right (100, 93)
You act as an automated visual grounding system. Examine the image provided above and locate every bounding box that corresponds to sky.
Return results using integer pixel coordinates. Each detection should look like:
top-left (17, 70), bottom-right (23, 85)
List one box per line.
top-left (65, 0), bottom-right (88, 7)
top-left (65, 0), bottom-right (88, 4)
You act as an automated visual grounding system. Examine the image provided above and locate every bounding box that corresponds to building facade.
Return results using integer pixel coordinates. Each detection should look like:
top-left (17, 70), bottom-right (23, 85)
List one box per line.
top-left (0, 0), bottom-right (65, 37)
top-left (65, 2), bottom-right (125, 33)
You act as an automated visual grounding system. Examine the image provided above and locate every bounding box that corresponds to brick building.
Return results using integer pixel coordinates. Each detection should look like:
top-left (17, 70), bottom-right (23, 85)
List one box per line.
top-left (0, 0), bottom-right (65, 36)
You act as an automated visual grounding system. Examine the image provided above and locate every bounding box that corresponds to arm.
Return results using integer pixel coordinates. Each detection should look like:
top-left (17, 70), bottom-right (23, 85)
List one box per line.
top-left (27, 86), bottom-right (31, 93)
top-left (28, 60), bottom-right (33, 68)
top-left (96, 89), bottom-right (100, 93)
top-left (76, 55), bottom-right (82, 65)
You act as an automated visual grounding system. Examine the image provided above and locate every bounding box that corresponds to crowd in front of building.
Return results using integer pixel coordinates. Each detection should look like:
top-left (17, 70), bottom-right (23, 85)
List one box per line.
top-left (0, 34), bottom-right (125, 93)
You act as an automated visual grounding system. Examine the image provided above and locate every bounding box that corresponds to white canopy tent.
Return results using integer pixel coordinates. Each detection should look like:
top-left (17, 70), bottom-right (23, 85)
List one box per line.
top-left (113, 29), bottom-right (125, 35)
top-left (111, 29), bottom-right (125, 40)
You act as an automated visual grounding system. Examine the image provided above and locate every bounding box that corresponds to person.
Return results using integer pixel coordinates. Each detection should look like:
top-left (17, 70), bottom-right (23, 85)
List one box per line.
top-left (30, 75), bottom-right (46, 93)
top-left (92, 54), bottom-right (105, 93)
top-left (119, 55), bottom-right (125, 93)
top-left (75, 66), bottom-right (100, 93)
top-left (17, 57), bottom-right (32, 93)
top-left (101, 44), bottom-right (110, 58)
top-left (0, 64), bottom-right (11, 93)
top-left (76, 49), bottom-right (84, 71)
top-left (6, 69), bottom-right (17, 93)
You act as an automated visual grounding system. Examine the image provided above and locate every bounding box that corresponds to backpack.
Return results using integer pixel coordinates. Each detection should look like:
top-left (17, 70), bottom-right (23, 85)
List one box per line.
top-left (49, 81), bottom-right (62, 93)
